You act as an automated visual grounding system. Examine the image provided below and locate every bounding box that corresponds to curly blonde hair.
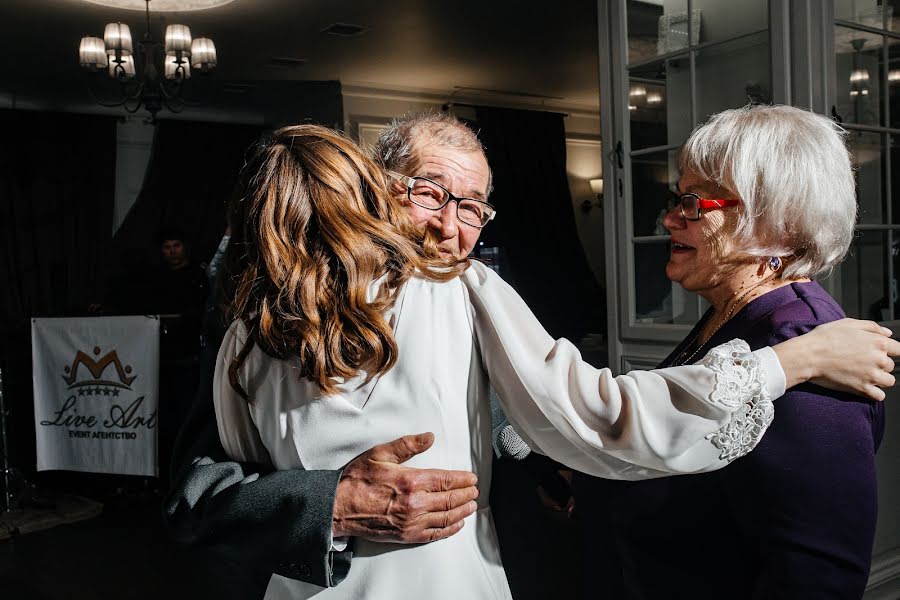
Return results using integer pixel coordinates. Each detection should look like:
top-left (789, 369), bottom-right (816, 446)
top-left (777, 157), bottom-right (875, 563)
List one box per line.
top-left (227, 124), bottom-right (465, 398)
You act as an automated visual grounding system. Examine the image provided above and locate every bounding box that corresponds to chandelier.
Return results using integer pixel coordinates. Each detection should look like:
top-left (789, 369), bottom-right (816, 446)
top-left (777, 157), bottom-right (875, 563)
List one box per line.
top-left (79, 0), bottom-right (218, 119)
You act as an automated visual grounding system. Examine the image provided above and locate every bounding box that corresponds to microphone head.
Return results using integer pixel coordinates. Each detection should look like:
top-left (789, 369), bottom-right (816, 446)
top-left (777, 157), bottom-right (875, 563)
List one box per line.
top-left (497, 425), bottom-right (531, 461)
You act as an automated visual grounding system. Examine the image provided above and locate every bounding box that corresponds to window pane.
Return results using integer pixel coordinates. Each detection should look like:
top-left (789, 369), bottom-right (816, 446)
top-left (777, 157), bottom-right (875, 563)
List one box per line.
top-left (629, 58), bottom-right (692, 150)
top-left (690, 0), bottom-right (767, 47)
top-left (632, 149), bottom-right (679, 237)
top-left (627, 0), bottom-right (688, 64)
top-left (840, 231), bottom-right (890, 321)
top-left (835, 0), bottom-right (890, 29)
top-left (848, 131), bottom-right (887, 224)
top-left (892, 134), bottom-right (900, 225)
top-left (694, 31), bottom-right (771, 123)
top-left (634, 242), bottom-right (697, 324)
top-left (835, 27), bottom-right (884, 127)
top-left (890, 37), bottom-right (900, 129)
top-left (889, 0), bottom-right (900, 32)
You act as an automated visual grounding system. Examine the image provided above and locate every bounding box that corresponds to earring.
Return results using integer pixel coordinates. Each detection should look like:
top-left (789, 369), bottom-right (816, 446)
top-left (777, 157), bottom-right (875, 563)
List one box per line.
top-left (768, 256), bottom-right (782, 271)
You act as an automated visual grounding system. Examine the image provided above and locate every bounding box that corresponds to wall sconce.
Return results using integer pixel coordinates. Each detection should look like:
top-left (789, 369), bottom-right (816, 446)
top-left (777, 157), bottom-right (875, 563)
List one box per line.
top-left (581, 178), bottom-right (604, 212)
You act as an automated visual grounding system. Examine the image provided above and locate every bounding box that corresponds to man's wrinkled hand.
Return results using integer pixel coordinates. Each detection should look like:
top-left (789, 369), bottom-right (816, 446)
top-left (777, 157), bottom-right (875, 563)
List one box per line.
top-left (332, 432), bottom-right (479, 543)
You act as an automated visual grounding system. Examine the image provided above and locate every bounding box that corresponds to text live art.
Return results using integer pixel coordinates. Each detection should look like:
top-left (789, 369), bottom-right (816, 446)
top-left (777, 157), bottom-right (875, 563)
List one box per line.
top-left (32, 316), bottom-right (160, 476)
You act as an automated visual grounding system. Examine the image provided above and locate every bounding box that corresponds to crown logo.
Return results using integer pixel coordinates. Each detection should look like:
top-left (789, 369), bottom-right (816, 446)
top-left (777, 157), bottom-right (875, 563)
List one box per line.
top-left (62, 346), bottom-right (137, 393)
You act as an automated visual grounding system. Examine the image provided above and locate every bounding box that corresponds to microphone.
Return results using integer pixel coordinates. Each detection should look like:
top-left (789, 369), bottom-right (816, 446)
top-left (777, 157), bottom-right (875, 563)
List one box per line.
top-left (490, 389), bottom-right (532, 460)
top-left (489, 390), bottom-right (571, 509)
top-left (496, 425), bottom-right (531, 461)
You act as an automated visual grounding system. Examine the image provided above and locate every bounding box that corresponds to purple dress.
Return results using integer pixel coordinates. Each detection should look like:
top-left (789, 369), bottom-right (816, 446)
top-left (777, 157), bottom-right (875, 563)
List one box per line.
top-left (574, 281), bottom-right (885, 599)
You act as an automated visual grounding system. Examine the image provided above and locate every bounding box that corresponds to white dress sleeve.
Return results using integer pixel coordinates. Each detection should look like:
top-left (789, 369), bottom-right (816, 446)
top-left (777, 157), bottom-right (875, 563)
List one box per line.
top-left (462, 262), bottom-right (784, 480)
top-left (212, 321), bottom-right (273, 466)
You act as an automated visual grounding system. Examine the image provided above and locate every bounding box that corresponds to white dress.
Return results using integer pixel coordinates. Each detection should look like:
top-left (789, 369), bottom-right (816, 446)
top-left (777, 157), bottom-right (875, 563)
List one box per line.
top-left (213, 261), bottom-right (785, 600)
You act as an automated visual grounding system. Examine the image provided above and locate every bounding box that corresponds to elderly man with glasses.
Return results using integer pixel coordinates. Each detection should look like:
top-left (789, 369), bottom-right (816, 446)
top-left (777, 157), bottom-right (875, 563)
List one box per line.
top-left (165, 112), bottom-right (542, 593)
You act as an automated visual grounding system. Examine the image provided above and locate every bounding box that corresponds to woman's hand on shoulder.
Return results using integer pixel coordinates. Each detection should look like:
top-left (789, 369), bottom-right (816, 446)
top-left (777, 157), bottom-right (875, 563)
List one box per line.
top-left (775, 318), bottom-right (899, 401)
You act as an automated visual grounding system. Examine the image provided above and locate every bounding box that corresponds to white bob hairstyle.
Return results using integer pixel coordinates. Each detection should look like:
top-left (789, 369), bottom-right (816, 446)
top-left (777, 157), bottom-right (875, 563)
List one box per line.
top-left (681, 104), bottom-right (856, 279)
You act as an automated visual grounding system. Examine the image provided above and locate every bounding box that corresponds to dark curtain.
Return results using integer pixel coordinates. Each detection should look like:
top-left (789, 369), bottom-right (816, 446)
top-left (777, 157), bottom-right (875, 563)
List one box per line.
top-left (0, 109), bottom-right (117, 472)
top-left (107, 120), bottom-right (264, 299)
top-left (475, 106), bottom-right (604, 341)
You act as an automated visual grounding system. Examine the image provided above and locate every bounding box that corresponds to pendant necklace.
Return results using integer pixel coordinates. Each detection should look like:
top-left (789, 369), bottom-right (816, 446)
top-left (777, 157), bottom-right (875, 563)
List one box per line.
top-left (672, 275), bottom-right (776, 367)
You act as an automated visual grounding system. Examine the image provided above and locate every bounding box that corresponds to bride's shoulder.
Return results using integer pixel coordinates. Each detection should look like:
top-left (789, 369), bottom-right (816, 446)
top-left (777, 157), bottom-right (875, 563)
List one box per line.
top-left (224, 318), bottom-right (249, 342)
top-left (462, 259), bottom-right (495, 282)
top-left (410, 260), bottom-right (499, 292)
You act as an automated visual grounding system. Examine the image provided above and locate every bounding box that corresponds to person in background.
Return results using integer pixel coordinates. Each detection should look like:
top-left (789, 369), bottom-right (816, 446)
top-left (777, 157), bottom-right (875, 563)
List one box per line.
top-left (151, 227), bottom-right (209, 354)
top-left (147, 226), bottom-right (209, 482)
top-left (202, 225), bottom-right (232, 348)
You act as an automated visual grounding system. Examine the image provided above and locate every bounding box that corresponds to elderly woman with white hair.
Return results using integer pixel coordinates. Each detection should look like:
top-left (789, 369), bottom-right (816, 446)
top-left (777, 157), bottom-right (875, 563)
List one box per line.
top-left (575, 105), bottom-right (884, 599)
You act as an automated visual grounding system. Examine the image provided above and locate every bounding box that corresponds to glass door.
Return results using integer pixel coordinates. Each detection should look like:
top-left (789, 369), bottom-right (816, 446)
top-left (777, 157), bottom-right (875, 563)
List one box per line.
top-left (599, 0), bottom-right (775, 368)
top-left (832, 0), bottom-right (900, 324)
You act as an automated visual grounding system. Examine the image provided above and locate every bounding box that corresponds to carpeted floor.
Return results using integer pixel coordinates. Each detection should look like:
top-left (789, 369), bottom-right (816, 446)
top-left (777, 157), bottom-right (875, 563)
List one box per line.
top-left (0, 489), bottom-right (256, 600)
top-left (0, 493), bottom-right (103, 540)
top-left (0, 461), bottom-right (581, 600)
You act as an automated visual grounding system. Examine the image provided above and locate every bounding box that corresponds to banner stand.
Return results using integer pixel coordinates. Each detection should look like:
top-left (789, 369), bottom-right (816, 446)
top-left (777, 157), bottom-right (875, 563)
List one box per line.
top-left (0, 367), bottom-right (30, 513)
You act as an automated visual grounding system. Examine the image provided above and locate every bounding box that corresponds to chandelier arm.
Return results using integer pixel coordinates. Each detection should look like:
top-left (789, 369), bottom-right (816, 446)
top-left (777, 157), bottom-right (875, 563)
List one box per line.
top-left (122, 80), bottom-right (146, 111)
top-left (160, 78), bottom-right (197, 110)
top-left (159, 77), bottom-right (185, 100)
top-left (84, 74), bottom-right (134, 108)
top-left (164, 98), bottom-right (187, 114)
top-left (123, 98), bottom-right (145, 114)
top-left (166, 93), bottom-right (199, 109)
top-left (166, 72), bottom-right (215, 108)
top-left (116, 79), bottom-right (145, 113)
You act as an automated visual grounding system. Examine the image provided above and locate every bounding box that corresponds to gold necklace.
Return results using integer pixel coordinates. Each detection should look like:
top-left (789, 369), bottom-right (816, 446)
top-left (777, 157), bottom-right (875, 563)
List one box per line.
top-left (672, 277), bottom-right (775, 367)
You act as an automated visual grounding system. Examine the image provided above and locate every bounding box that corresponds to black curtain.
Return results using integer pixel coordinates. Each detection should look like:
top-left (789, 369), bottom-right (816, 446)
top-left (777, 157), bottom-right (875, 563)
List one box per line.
top-left (0, 109), bottom-right (118, 472)
top-left (475, 106), bottom-right (604, 341)
top-left (107, 120), bottom-right (264, 297)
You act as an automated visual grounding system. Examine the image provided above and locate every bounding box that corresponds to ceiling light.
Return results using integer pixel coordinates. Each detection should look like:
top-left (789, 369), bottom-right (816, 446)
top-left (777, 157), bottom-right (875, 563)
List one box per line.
top-left (850, 68), bottom-right (870, 83)
top-left (81, 0), bottom-right (235, 11)
top-left (79, 0), bottom-right (217, 119)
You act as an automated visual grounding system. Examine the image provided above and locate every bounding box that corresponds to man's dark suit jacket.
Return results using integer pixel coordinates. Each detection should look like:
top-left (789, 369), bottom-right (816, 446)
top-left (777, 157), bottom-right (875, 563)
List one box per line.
top-left (164, 346), bottom-right (351, 591)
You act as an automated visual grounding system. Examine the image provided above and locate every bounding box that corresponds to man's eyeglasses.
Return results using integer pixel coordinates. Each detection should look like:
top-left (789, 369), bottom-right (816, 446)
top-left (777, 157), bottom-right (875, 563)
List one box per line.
top-left (667, 191), bottom-right (741, 221)
top-left (387, 170), bottom-right (497, 228)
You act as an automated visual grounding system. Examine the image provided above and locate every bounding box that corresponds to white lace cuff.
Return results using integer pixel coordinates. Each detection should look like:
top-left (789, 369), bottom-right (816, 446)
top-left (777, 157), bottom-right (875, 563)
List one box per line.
top-left (700, 340), bottom-right (782, 462)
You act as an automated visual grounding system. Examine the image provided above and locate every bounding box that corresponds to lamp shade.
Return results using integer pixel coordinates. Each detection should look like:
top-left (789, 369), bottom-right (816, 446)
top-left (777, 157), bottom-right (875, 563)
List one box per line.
top-left (190, 37), bottom-right (217, 69)
top-left (165, 54), bottom-right (191, 80)
top-left (850, 68), bottom-right (870, 83)
top-left (108, 54), bottom-right (135, 79)
top-left (79, 36), bottom-right (108, 69)
top-left (629, 85), bottom-right (647, 98)
top-left (103, 22), bottom-right (133, 55)
top-left (589, 179), bottom-right (604, 195)
top-left (165, 25), bottom-right (192, 54)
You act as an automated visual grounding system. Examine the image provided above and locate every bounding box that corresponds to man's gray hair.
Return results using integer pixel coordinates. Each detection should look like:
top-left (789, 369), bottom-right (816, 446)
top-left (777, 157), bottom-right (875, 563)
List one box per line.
top-left (374, 112), bottom-right (493, 195)
top-left (681, 104), bottom-right (856, 279)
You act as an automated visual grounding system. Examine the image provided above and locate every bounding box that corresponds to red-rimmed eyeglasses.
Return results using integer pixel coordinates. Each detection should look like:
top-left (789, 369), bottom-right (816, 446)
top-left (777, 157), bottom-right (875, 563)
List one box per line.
top-left (667, 191), bottom-right (741, 221)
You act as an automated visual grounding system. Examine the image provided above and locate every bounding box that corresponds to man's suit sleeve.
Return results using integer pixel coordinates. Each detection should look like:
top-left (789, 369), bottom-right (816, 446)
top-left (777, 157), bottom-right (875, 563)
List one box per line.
top-left (163, 347), bottom-right (352, 587)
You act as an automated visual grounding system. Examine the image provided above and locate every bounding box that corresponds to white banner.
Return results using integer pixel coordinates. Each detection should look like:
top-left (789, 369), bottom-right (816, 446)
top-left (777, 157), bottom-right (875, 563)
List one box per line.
top-left (32, 316), bottom-right (159, 476)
